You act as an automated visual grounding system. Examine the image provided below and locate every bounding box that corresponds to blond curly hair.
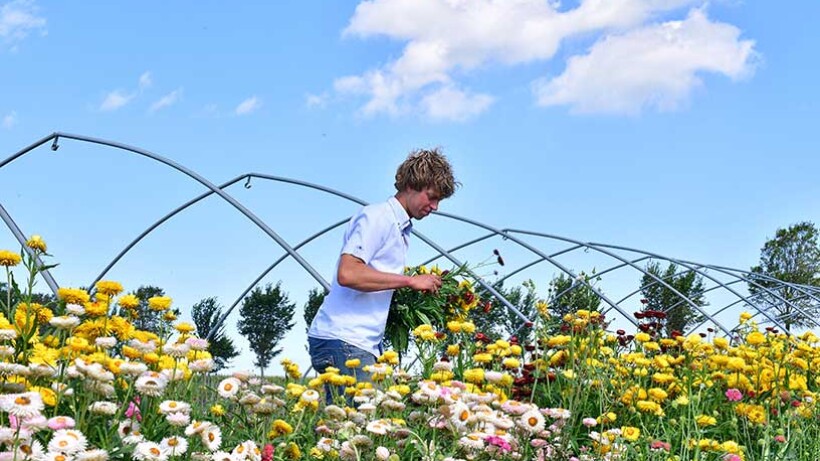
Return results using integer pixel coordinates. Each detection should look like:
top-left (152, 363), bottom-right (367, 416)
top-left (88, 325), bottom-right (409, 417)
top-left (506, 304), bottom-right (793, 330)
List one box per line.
top-left (394, 148), bottom-right (459, 198)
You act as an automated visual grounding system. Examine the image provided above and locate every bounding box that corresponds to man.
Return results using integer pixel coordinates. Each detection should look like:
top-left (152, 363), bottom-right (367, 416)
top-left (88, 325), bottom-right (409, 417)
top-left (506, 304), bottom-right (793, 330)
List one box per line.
top-left (307, 148), bottom-right (458, 403)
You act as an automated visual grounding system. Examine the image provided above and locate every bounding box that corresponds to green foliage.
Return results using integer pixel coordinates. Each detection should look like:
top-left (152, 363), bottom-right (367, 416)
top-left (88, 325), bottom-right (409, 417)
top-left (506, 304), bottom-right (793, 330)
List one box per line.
top-left (387, 264), bottom-right (467, 357)
top-left (302, 287), bottom-right (326, 333)
top-left (190, 296), bottom-right (240, 372)
top-left (237, 282), bottom-right (296, 376)
top-left (548, 270), bottom-right (603, 319)
top-left (128, 285), bottom-right (179, 334)
top-left (474, 280), bottom-right (540, 343)
top-left (640, 261), bottom-right (707, 336)
top-left (749, 221), bottom-right (820, 331)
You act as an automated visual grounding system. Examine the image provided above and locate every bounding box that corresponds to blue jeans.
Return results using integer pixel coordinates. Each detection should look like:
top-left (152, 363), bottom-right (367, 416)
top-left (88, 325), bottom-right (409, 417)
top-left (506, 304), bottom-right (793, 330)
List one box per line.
top-left (308, 337), bottom-right (377, 405)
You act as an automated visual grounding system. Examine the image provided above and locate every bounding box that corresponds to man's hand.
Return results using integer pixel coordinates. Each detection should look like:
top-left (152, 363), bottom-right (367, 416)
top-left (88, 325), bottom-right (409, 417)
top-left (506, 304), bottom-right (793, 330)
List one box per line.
top-left (408, 274), bottom-right (442, 293)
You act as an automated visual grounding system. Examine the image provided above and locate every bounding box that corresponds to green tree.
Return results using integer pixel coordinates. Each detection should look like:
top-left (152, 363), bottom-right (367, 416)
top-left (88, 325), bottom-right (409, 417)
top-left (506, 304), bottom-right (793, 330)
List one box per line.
top-left (237, 282), bottom-right (296, 377)
top-left (191, 297), bottom-right (240, 372)
top-left (472, 280), bottom-right (540, 344)
top-left (548, 270), bottom-right (603, 319)
top-left (640, 262), bottom-right (706, 336)
top-left (749, 222), bottom-right (820, 331)
top-left (495, 280), bottom-right (540, 345)
top-left (303, 287), bottom-right (326, 333)
top-left (127, 285), bottom-right (179, 334)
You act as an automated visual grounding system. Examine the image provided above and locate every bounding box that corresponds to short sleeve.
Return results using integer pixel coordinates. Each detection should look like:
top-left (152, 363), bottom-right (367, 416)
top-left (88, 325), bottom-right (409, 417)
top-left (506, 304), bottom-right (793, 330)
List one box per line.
top-left (340, 208), bottom-right (383, 265)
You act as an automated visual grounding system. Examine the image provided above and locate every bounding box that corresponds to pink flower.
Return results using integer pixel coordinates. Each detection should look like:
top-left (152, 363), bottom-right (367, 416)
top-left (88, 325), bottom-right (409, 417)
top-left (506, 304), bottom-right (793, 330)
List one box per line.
top-left (725, 388), bottom-right (743, 402)
top-left (484, 435), bottom-right (512, 452)
top-left (261, 444), bottom-right (274, 461)
top-left (582, 417), bottom-right (597, 428)
top-left (650, 440), bottom-right (671, 451)
top-left (774, 435), bottom-right (787, 443)
top-left (47, 416), bottom-right (76, 430)
top-left (530, 438), bottom-right (548, 448)
top-left (724, 455), bottom-right (742, 461)
top-left (125, 397), bottom-right (142, 421)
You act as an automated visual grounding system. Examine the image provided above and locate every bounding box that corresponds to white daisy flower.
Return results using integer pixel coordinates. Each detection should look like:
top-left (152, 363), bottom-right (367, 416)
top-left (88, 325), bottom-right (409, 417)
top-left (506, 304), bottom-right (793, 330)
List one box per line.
top-left (323, 405), bottom-right (346, 420)
top-left (75, 449), bottom-right (109, 461)
top-left (376, 446), bottom-right (391, 461)
top-left (119, 361), bottom-right (149, 377)
top-left (48, 429), bottom-right (88, 454)
top-left (28, 363), bottom-right (57, 378)
top-left (94, 336), bottom-right (117, 349)
top-left (189, 359), bottom-right (215, 373)
top-left (49, 315), bottom-right (80, 330)
top-left (65, 303), bottom-right (85, 315)
top-left (88, 401), bottom-right (118, 416)
top-left (357, 403), bottom-right (377, 415)
top-left (21, 414), bottom-right (48, 432)
top-left (117, 419), bottom-right (140, 438)
top-left (159, 401), bottom-right (191, 415)
top-left (0, 328), bottom-right (17, 340)
top-left (517, 408), bottom-right (546, 434)
top-left (201, 426), bottom-right (222, 451)
top-left (2, 392), bottom-right (44, 418)
top-left (166, 412), bottom-right (191, 427)
top-left (128, 339), bottom-right (157, 353)
top-left (0, 345), bottom-right (14, 357)
top-left (230, 440), bottom-right (258, 460)
top-left (457, 433), bottom-right (485, 450)
top-left (217, 378), bottom-right (242, 399)
top-left (260, 384), bottom-right (284, 395)
top-left (122, 433), bottom-right (146, 445)
top-left (184, 420), bottom-right (211, 436)
top-left (210, 451), bottom-right (237, 461)
top-left (135, 375), bottom-right (168, 397)
top-left (160, 368), bottom-right (186, 382)
top-left (449, 400), bottom-right (473, 432)
top-left (299, 389), bottom-right (320, 403)
top-left (484, 370), bottom-right (503, 384)
top-left (133, 441), bottom-right (168, 461)
top-left (40, 451), bottom-right (73, 461)
top-left (160, 436), bottom-right (188, 457)
top-left (13, 439), bottom-right (44, 460)
top-left (184, 337), bottom-right (209, 351)
top-left (85, 363), bottom-right (114, 382)
top-left (365, 419), bottom-right (390, 435)
top-left (162, 343), bottom-right (190, 358)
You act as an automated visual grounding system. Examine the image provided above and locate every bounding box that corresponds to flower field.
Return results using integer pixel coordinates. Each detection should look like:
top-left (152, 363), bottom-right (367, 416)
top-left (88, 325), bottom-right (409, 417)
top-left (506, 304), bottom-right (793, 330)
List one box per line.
top-left (1, 238), bottom-right (820, 461)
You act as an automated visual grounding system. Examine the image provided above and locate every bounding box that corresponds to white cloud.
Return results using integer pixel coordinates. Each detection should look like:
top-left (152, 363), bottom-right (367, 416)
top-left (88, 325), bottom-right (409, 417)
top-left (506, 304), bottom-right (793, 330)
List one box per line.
top-left (138, 71), bottom-right (153, 90)
top-left (235, 96), bottom-right (261, 115)
top-left (99, 90), bottom-right (134, 111)
top-left (2, 110), bottom-right (16, 128)
top-left (149, 88), bottom-right (182, 113)
top-left (420, 85), bottom-right (493, 121)
top-left (305, 93), bottom-right (328, 109)
top-left (330, 0), bottom-right (754, 118)
top-left (0, 0), bottom-right (46, 50)
top-left (533, 9), bottom-right (756, 114)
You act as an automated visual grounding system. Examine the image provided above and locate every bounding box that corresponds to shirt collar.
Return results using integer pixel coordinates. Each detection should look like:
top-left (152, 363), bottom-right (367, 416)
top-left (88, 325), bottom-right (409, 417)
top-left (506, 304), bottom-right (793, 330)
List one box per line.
top-left (387, 196), bottom-right (412, 234)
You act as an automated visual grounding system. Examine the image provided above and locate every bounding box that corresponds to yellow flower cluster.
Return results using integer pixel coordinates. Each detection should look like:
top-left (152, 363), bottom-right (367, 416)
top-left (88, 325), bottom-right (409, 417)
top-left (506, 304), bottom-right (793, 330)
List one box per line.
top-left (0, 250), bottom-right (21, 267)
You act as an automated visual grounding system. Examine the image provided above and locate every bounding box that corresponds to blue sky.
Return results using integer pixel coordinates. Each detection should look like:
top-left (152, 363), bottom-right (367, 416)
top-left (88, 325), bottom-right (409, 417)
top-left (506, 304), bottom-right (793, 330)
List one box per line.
top-left (1, 0), bottom-right (819, 373)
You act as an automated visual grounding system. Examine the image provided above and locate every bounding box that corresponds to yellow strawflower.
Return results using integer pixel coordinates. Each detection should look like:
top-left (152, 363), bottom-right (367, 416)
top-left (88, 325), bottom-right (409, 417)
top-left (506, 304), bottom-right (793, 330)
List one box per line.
top-left (26, 235), bottom-right (46, 252)
top-left (148, 296), bottom-right (172, 311)
top-left (95, 280), bottom-right (123, 296)
top-left (0, 250), bottom-right (21, 267)
top-left (621, 426), bottom-right (640, 441)
top-left (118, 294), bottom-right (140, 310)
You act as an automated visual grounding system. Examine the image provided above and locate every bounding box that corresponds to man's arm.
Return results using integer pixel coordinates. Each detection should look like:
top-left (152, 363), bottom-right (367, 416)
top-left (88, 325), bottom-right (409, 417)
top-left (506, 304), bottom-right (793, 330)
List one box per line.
top-left (337, 254), bottom-right (441, 293)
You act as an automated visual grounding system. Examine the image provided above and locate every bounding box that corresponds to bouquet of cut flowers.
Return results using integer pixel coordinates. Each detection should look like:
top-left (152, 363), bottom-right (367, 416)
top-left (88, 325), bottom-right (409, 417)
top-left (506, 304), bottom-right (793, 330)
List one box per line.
top-left (385, 263), bottom-right (478, 358)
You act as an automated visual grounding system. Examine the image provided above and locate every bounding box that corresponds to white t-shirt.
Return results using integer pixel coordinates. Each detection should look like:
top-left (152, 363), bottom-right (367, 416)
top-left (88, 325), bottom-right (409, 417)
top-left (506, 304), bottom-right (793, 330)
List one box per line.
top-left (307, 197), bottom-right (412, 357)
